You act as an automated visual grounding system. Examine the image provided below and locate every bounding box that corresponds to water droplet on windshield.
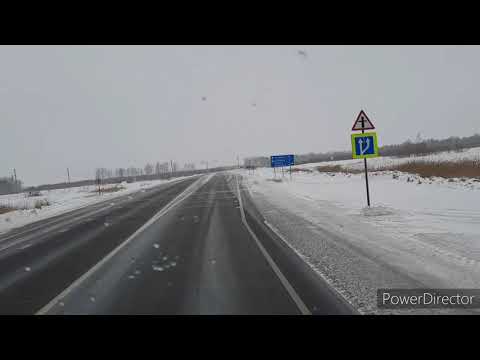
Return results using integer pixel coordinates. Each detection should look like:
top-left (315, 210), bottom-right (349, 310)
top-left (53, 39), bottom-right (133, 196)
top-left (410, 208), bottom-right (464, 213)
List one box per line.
top-left (152, 265), bottom-right (164, 272)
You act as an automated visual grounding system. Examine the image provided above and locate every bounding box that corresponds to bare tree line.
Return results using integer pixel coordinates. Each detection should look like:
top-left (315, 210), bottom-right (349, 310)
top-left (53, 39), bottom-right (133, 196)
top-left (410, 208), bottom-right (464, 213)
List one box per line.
top-left (244, 133), bottom-right (480, 167)
top-left (95, 161), bottom-right (186, 182)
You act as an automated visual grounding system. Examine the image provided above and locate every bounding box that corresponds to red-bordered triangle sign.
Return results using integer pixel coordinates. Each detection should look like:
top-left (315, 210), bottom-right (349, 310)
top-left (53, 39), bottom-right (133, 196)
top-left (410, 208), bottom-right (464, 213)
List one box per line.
top-left (352, 110), bottom-right (375, 131)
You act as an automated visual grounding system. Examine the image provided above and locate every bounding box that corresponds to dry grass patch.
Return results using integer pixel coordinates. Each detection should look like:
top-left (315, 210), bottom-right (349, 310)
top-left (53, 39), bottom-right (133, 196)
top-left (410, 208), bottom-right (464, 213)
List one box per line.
top-left (290, 168), bottom-right (313, 173)
top-left (267, 178), bottom-right (283, 183)
top-left (0, 206), bottom-right (15, 214)
top-left (380, 160), bottom-right (480, 179)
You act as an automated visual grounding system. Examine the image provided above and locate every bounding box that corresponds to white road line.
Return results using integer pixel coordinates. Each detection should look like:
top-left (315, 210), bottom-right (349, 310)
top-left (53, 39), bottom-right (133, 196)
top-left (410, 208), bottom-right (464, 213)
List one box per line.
top-left (36, 175), bottom-right (210, 315)
top-left (0, 177), bottom-right (199, 254)
top-left (0, 176), bottom-right (194, 243)
top-left (0, 205), bottom-right (109, 244)
top-left (0, 205), bottom-right (112, 253)
top-left (235, 175), bottom-right (311, 315)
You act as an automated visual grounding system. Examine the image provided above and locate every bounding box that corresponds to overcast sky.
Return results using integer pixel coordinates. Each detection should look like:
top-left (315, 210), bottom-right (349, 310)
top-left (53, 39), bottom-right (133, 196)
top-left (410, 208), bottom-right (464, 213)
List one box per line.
top-left (1, 45), bottom-right (480, 186)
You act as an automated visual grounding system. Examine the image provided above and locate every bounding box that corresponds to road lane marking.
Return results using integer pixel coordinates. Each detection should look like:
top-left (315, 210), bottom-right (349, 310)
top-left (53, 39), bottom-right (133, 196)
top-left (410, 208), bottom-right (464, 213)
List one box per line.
top-left (0, 176), bottom-right (197, 245)
top-left (0, 177), bottom-right (201, 254)
top-left (0, 204), bottom-right (111, 244)
top-left (235, 175), bottom-right (311, 315)
top-left (0, 205), bottom-right (113, 253)
top-left (36, 175), bottom-right (211, 315)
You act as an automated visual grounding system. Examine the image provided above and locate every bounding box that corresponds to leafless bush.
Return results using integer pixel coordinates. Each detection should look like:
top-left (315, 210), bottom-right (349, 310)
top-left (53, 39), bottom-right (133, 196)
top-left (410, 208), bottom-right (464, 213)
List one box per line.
top-left (92, 185), bottom-right (126, 194)
top-left (34, 199), bottom-right (50, 209)
top-left (315, 165), bottom-right (363, 174)
top-left (27, 191), bottom-right (42, 197)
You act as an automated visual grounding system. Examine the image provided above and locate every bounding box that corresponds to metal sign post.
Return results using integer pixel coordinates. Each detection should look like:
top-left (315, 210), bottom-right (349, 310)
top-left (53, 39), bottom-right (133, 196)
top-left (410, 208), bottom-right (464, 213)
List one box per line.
top-left (351, 110), bottom-right (379, 207)
top-left (362, 128), bottom-right (371, 207)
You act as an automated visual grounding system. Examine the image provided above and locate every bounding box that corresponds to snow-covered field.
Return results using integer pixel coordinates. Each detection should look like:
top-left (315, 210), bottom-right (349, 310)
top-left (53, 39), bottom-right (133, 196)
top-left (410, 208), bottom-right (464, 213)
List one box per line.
top-left (234, 160), bottom-right (480, 314)
top-left (297, 146), bottom-right (480, 172)
top-left (0, 177), bottom-right (194, 235)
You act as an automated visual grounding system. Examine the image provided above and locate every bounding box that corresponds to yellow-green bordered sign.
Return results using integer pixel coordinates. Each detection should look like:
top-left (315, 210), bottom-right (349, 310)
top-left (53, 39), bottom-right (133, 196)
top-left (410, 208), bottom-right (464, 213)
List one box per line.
top-left (351, 132), bottom-right (379, 159)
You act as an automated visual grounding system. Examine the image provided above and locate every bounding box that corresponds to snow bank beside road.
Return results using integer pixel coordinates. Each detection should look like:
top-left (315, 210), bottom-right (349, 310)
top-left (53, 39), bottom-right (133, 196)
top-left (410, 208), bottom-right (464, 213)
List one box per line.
top-left (235, 168), bottom-right (480, 314)
top-left (0, 177), bottom-right (195, 235)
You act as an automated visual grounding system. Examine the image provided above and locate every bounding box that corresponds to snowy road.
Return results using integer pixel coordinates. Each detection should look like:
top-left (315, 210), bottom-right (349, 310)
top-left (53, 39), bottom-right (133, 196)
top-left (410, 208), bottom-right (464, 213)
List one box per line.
top-left (0, 173), bottom-right (354, 315)
top-left (0, 177), bottom-right (199, 314)
top-left (236, 168), bottom-right (480, 314)
top-left (2, 162), bottom-right (477, 315)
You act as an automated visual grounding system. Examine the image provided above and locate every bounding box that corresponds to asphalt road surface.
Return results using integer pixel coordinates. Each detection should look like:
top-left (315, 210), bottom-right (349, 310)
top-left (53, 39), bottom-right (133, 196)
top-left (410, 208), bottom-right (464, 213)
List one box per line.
top-left (0, 173), bottom-right (356, 315)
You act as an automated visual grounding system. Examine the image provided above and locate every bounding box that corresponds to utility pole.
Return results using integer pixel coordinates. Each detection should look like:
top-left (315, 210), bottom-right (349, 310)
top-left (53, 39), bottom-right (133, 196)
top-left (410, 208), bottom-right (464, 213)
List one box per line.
top-left (67, 168), bottom-right (71, 184)
top-left (13, 168), bottom-right (18, 193)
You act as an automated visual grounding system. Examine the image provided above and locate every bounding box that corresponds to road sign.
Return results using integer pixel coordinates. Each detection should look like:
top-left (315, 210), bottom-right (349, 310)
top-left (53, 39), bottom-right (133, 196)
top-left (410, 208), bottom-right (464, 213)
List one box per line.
top-left (351, 132), bottom-right (379, 159)
top-left (270, 154), bottom-right (294, 167)
top-left (352, 110), bottom-right (375, 131)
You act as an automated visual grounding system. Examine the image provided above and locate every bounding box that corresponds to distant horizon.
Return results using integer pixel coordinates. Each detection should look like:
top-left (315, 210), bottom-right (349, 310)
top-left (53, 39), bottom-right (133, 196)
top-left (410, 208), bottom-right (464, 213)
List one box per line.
top-left (14, 130), bottom-right (480, 188)
top-left (2, 46), bottom-right (480, 186)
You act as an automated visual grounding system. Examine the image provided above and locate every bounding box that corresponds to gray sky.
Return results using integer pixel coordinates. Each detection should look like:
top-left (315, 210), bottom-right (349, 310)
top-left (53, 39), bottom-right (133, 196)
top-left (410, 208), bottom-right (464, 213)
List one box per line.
top-left (1, 45), bottom-right (480, 186)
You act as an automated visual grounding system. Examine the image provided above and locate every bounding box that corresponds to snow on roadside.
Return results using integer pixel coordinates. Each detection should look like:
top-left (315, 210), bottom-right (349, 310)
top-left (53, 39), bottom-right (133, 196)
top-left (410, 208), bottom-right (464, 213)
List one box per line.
top-left (0, 176), bottom-right (195, 235)
top-left (234, 167), bottom-right (480, 314)
top-left (295, 146), bottom-right (480, 172)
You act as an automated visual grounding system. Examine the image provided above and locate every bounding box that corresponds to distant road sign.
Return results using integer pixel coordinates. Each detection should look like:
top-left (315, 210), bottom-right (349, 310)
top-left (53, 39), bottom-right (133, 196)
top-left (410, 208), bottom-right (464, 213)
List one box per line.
top-left (351, 132), bottom-right (379, 159)
top-left (352, 110), bottom-right (375, 131)
top-left (270, 154), bottom-right (294, 167)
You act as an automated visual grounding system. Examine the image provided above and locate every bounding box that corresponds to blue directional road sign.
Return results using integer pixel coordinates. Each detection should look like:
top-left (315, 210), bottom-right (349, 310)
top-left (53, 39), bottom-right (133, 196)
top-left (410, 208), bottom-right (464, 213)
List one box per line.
top-left (351, 132), bottom-right (379, 159)
top-left (270, 154), bottom-right (294, 167)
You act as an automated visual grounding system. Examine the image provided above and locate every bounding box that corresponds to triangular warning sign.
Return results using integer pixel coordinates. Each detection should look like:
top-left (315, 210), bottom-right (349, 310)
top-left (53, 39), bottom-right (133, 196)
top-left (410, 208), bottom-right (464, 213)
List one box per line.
top-left (352, 110), bottom-right (375, 131)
